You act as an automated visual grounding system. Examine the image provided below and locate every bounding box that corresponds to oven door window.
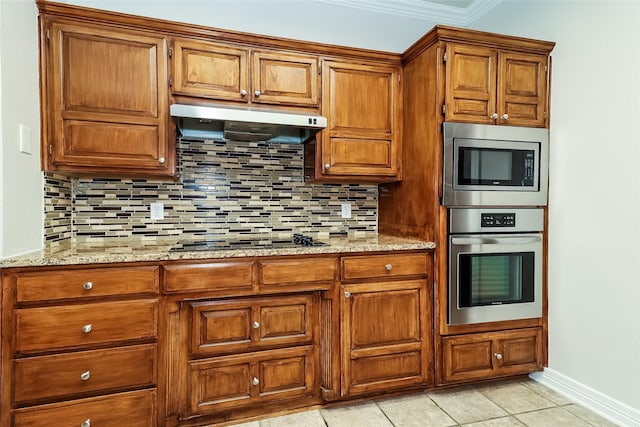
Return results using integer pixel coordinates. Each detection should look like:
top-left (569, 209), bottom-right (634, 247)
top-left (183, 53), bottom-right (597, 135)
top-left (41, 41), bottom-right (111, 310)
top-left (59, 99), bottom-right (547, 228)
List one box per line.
top-left (458, 252), bottom-right (535, 307)
top-left (457, 146), bottom-right (535, 187)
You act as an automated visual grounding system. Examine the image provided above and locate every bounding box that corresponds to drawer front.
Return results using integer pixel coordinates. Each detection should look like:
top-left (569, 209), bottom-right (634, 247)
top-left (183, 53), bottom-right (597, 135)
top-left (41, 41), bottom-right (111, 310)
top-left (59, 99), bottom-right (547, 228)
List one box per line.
top-left (15, 299), bottom-right (158, 353)
top-left (259, 257), bottom-right (336, 289)
top-left (190, 294), bottom-right (315, 356)
top-left (14, 344), bottom-right (156, 404)
top-left (164, 261), bottom-right (254, 293)
top-left (13, 389), bottom-right (156, 427)
top-left (341, 253), bottom-right (429, 280)
top-left (15, 266), bottom-right (159, 302)
top-left (187, 346), bottom-right (315, 415)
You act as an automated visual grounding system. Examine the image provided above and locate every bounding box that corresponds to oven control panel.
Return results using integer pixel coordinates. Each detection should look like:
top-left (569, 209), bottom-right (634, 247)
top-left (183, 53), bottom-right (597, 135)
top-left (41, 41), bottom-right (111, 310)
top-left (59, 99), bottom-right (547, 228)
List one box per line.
top-left (481, 213), bottom-right (515, 227)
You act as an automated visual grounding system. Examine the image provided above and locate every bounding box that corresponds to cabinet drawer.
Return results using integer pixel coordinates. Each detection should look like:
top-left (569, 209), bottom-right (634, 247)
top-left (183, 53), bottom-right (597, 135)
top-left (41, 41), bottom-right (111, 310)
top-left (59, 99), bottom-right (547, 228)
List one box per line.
top-left (258, 257), bottom-right (336, 289)
top-left (13, 389), bottom-right (156, 427)
top-left (164, 261), bottom-right (254, 293)
top-left (190, 294), bottom-right (315, 356)
top-left (187, 346), bottom-right (315, 415)
top-left (341, 253), bottom-right (428, 280)
top-left (15, 299), bottom-right (158, 353)
top-left (14, 344), bottom-right (156, 404)
top-left (15, 266), bottom-right (159, 302)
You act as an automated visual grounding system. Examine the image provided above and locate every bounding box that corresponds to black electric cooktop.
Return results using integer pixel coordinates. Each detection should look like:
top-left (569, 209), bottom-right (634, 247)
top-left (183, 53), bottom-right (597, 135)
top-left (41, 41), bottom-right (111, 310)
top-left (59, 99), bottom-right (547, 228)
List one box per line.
top-left (170, 234), bottom-right (326, 252)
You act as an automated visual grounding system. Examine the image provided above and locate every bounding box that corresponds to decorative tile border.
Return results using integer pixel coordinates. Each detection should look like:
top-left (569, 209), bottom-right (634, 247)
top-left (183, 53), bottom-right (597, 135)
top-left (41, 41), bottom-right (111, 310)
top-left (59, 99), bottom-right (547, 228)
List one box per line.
top-left (44, 139), bottom-right (378, 246)
top-left (43, 173), bottom-right (73, 246)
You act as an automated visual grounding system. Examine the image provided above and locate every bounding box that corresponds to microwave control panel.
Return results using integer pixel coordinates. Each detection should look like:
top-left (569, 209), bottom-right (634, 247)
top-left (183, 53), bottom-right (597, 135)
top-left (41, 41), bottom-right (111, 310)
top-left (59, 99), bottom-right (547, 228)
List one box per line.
top-left (481, 213), bottom-right (516, 227)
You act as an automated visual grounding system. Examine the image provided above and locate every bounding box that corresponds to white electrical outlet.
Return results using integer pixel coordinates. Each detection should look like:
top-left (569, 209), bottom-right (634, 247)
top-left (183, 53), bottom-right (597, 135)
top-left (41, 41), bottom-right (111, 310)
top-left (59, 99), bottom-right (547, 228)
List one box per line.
top-left (341, 203), bottom-right (352, 219)
top-left (150, 202), bottom-right (164, 220)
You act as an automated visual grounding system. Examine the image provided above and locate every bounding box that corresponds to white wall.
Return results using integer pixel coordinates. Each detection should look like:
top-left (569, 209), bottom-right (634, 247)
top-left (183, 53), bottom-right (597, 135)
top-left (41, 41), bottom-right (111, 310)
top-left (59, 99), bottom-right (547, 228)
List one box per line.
top-left (472, 0), bottom-right (640, 413)
top-left (0, 0), bottom-right (43, 258)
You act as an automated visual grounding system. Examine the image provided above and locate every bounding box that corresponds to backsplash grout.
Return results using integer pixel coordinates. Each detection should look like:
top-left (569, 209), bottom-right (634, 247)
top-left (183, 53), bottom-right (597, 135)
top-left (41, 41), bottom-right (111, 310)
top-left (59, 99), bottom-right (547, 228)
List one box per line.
top-left (44, 139), bottom-right (378, 246)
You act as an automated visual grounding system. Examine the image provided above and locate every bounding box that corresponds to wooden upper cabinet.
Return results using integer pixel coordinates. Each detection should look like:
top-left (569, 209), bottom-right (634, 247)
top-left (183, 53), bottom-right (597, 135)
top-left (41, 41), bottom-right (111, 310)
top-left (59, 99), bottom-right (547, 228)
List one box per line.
top-left (172, 38), bottom-right (318, 108)
top-left (172, 38), bottom-right (249, 102)
top-left (42, 20), bottom-right (172, 175)
top-left (445, 43), bottom-right (548, 127)
top-left (252, 51), bottom-right (318, 107)
top-left (314, 60), bottom-right (401, 181)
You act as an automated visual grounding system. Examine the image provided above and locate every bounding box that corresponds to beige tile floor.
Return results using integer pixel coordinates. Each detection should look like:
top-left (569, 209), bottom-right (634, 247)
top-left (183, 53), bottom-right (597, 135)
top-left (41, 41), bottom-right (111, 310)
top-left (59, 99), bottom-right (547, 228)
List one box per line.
top-left (231, 378), bottom-right (619, 427)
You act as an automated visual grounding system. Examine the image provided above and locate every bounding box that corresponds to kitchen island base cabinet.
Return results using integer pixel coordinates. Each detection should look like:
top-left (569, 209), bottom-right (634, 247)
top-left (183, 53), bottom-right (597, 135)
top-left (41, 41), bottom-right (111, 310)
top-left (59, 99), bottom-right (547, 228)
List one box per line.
top-left (441, 328), bottom-right (542, 384)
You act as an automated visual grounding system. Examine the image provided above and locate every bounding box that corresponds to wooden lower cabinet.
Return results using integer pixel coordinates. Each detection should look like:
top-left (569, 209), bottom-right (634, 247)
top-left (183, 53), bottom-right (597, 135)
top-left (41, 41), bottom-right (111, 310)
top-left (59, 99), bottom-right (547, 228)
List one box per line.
top-left (340, 280), bottom-right (432, 396)
top-left (441, 328), bottom-right (543, 384)
top-left (187, 346), bottom-right (316, 415)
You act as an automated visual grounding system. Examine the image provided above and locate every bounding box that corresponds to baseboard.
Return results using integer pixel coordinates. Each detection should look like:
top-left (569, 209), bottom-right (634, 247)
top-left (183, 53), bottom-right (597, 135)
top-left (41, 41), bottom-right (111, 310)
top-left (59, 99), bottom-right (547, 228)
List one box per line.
top-left (530, 368), bottom-right (640, 427)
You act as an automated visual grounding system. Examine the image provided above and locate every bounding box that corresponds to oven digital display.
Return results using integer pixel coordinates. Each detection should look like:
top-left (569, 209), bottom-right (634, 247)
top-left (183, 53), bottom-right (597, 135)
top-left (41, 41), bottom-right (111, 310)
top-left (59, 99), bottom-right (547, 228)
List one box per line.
top-left (481, 213), bottom-right (516, 227)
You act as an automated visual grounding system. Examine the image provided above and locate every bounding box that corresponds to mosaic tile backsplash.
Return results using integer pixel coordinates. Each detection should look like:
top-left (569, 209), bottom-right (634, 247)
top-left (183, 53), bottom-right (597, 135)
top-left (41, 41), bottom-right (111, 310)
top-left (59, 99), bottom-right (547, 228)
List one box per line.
top-left (44, 139), bottom-right (378, 245)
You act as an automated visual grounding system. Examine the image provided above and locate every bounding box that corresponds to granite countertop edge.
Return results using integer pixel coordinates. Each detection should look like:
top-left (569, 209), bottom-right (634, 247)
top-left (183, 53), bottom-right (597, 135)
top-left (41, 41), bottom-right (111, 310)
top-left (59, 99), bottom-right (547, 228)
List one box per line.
top-left (0, 236), bottom-right (436, 269)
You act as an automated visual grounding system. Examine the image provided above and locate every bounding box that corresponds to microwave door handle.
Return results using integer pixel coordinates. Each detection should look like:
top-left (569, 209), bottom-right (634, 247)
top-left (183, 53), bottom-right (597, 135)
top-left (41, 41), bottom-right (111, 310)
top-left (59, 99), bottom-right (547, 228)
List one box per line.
top-left (451, 236), bottom-right (542, 245)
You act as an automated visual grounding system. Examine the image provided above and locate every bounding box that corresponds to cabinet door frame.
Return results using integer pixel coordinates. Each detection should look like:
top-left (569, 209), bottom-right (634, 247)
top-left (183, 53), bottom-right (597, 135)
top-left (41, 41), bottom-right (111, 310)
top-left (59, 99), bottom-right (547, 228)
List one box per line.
top-left (340, 280), bottom-right (431, 396)
top-left (251, 50), bottom-right (319, 107)
top-left (319, 60), bottom-right (401, 179)
top-left (172, 38), bottom-right (249, 102)
top-left (43, 19), bottom-right (172, 174)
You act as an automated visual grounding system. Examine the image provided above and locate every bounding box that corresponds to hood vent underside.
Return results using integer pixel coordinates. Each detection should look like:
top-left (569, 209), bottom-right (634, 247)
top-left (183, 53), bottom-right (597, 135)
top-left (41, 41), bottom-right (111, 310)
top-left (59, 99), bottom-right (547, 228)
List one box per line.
top-left (170, 104), bottom-right (327, 144)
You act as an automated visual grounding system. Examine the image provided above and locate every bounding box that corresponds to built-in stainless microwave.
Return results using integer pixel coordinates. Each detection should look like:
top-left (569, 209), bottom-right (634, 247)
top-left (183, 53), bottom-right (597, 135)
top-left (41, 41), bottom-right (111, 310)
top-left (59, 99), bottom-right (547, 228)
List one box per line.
top-left (442, 122), bottom-right (549, 207)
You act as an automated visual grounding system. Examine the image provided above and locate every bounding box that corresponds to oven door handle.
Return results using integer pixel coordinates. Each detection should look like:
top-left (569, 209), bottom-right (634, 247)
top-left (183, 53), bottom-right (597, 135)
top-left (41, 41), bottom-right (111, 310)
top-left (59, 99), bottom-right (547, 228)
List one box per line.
top-left (451, 236), bottom-right (542, 245)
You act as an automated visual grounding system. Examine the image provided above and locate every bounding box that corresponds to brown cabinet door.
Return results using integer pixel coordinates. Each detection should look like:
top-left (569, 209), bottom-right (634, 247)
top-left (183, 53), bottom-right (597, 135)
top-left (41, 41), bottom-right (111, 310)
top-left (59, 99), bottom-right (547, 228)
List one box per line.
top-left (445, 43), bottom-right (497, 125)
top-left (172, 38), bottom-right (249, 102)
top-left (189, 294), bottom-right (315, 356)
top-left (44, 20), bottom-right (171, 175)
top-left (341, 280), bottom-right (430, 396)
top-left (187, 346), bottom-right (315, 415)
top-left (497, 52), bottom-right (548, 127)
top-left (319, 61), bottom-right (401, 179)
top-left (442, 328), bottom-right (542, 384)
top-left (251, 51), bottom-right (318, 107)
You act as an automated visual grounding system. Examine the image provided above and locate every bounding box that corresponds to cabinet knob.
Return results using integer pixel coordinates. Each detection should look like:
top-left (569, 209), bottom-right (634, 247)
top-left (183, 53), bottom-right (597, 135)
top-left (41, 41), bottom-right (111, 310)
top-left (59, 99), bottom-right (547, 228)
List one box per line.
top-left (81, 420), bottom-right (91, 427)
top-left (82, 324), bottom-right (92, 333)
top-left (324, 163), bottom-right (331, 170)
top-left (252, 321), bottom-right (260, 329)
top-left (385, 264), bottom-right (393, 271)
top-left (83, 281), bottom-right (93, 290)
top-left (502, 114), bottom-right (509, 120)
top-left (252, 376), bottom-right (260, 386)
top-left (159, 157), bottom-right (165, 164)
top-left (494, 353), bottom-right (503, 360)
top-left (491, 113), bottom-right (498, 119)
top-left (240, 89), bottom-right (247, 96)
top-left (254, 90), bottom-right (261, 97)
top-left (80, 371), bottom-right (91, 381)
top-left (344, 291), bottom-right (351, 298)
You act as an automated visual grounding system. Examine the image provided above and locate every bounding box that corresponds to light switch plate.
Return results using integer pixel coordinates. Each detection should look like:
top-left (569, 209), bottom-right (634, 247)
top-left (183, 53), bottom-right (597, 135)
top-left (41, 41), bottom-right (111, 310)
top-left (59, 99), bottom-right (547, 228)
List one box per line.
top-left (18, 124), bottom-right (32, 154)
top-left (341, 203), bottom-right (352, 219)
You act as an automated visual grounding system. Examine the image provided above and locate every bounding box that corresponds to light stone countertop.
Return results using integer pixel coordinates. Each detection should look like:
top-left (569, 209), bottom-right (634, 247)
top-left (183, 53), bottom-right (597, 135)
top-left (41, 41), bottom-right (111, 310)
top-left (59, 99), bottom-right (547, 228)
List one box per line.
top-left (0, 235), bottom-right (436, 269)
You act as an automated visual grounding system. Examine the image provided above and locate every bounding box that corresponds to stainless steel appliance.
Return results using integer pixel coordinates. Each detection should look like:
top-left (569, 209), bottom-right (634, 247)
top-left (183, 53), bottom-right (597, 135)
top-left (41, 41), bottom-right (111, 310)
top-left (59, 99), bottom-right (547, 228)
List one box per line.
top-left (448, 208), bottom-right (543, 325)
top-left (170, 103), bottom-right (327, 144)
top-left (442, 122), bottom-right (549, 207)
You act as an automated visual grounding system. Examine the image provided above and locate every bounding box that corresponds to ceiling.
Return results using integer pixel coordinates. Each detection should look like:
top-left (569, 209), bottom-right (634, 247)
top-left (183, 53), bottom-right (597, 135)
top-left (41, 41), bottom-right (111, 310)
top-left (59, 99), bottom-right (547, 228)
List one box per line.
top-left (313, 0), bottom-right (503, 26)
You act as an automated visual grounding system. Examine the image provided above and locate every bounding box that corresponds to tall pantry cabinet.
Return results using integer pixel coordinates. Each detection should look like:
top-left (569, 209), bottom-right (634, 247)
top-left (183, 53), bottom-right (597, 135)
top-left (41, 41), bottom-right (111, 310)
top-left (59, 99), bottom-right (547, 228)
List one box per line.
top-left (378, 26), bottom-right (554, 385)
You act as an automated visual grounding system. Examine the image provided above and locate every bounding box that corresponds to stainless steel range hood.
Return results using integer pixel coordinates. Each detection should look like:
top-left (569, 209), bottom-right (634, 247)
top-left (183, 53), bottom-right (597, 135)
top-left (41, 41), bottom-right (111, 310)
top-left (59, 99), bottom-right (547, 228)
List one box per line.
top-left (170, 104), bottom-right (327, 144)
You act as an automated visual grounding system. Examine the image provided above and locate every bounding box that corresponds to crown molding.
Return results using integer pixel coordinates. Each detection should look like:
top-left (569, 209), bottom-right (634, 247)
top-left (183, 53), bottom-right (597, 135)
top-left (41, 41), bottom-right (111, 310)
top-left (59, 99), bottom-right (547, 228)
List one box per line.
top-left (313, 0), bottom-right (503, 26)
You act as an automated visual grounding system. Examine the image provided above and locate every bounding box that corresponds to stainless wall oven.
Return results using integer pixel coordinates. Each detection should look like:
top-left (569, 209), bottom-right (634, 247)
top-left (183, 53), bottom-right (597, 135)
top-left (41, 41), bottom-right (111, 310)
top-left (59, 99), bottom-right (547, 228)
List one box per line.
top-left (442, 122), bottom-right (549, 207)
top-left (448, 208), bottom-right (543, 325)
